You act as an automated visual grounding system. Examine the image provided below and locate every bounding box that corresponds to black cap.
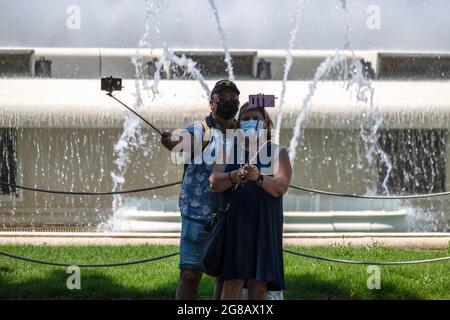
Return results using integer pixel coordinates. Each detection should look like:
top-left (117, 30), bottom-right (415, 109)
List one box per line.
top-left (210, 80), bottom-right (240, 98)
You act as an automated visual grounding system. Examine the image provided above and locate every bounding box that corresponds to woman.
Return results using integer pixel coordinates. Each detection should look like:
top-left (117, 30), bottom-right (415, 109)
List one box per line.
top-left (209, 103), bottom-right (292, 300)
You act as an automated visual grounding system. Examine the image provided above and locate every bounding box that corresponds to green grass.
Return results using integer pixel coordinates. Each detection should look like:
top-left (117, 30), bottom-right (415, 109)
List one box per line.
top-left (0, 244), bottom-right (449, 299)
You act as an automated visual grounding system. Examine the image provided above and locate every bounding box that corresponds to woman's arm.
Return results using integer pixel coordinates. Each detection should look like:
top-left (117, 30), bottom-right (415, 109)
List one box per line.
top-left (244, 148), bottom-right (292, 197)
top-left (209, 164), bottom-right (247, 193)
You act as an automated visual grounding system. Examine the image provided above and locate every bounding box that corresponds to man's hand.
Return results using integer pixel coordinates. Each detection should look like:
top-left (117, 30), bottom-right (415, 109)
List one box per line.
top-left (161, 130), bottom-right (173, 151)
top-left (243, 164), bottom-right (260, 182)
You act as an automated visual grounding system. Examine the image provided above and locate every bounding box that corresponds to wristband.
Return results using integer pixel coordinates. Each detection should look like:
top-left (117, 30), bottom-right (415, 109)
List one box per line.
top-left (256, 174), bottom-right (264, 187)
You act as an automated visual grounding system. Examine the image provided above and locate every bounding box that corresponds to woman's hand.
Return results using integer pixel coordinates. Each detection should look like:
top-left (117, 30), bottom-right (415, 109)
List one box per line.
top-left (243, 164), bottom-right (260, 182)
top-left (256, 148), bottom-right (292, 197)
top-left (236, 167), bottom-right (249, 184)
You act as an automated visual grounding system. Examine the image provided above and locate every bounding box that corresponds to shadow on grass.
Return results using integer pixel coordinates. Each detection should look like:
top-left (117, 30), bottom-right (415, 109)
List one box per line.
top-left (0, 266), bottom-right (425, 300)
top-left (0, 267), bottom-right (180, 300)
top-left (284, 272), bottom-right (422, 300)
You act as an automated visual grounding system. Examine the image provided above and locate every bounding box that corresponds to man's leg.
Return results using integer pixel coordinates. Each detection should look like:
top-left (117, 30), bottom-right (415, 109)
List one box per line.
top-left (177, 216), bottom-right (209, 300)
top-left (176, 267), bottom-right (203, 300)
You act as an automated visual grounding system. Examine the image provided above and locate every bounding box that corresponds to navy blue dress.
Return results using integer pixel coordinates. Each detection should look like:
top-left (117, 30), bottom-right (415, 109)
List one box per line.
top-left (220, 145), bottom-right (285, 291)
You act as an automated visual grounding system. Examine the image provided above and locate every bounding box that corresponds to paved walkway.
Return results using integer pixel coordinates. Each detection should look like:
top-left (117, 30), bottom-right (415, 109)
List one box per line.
top-left (0, 232), bottom-right (449, 249)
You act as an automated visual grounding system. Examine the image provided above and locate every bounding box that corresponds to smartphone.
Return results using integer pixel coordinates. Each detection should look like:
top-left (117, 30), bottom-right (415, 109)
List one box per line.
top-left (248, 94), bottom-right (276, 108)
top-left (101, 76), bottom-right (122, 93)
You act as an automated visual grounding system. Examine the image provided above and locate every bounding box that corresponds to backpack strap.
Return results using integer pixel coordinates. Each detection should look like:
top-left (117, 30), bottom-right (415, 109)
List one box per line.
top-left (200, 118), bottom-right (212, 151)
top-left (182, 117), bottom-right (214, 181)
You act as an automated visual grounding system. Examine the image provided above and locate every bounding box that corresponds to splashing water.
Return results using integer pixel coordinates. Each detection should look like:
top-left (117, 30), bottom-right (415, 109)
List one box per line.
top-left (405, 204), bottom-right (450, 232)
top-left (208, 0), bottom-right (234, 81)
top-left (149, 51), bottom-right (165, 98)
top-left (135, 0), bottom-right (154, 98)
top-left (98, 4), bottom-right (211, 231)
top-left (146, 44), bottom-right (211, 99)
top-left (274, 0), bottom-right (304, 145)
top-left (339, 0), bottom-right (393, 194)
top-left (339, 0), bottom-right (348, 12)
top-left (161, 45), bottom-right (211, 97)
top-left (357, 90), bottom-right (392, 194)
top-left (98, 0), bottom-right (158, 232)
top-left (106, 43), bottom-right (213, 228)
top-left (344, 57), bottom-right (393, 194)
top-left (288, 50), bottom-right (348, 163)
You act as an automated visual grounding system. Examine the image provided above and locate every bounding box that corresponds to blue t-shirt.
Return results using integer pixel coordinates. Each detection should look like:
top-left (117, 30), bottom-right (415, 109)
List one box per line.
top-left (178, 119), bottom-right (225, 222)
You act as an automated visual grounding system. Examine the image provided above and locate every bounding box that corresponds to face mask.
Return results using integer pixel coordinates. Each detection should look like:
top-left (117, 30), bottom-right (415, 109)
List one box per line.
top-left (215, 99), bottom-right (239, 120)
top-left (240, 119), bottom-right (265, 133)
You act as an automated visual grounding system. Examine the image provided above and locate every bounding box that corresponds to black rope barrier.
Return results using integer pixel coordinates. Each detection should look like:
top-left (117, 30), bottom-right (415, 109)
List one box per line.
top-left (282, 249), bottom-right (450, 265)
top-left (287, 184), bottom-right (450, 199)
top-left (0, 181), bottom-right (181, 196)
top-left (0, 250), bottom-right (179, 268)
top-left (3, 179), bottom-right (450, 199)
top-left (1, 248), bottom-right (449, 268)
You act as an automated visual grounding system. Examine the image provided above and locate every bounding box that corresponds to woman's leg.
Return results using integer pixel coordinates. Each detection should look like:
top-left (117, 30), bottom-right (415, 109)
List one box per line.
top-left (247, 279), bottom-right (268, 300)
top-left (221, 279), bottom-right (245, 300)
top-left (213, 278), bottom-right (223, 300)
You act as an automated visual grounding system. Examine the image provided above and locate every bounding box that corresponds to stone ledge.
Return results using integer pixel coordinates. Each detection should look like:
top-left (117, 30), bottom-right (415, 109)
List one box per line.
top-left (0, 232), bottom-right (448, 249)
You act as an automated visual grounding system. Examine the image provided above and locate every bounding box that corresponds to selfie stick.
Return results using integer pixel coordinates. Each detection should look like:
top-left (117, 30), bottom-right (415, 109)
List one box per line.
top-left (107, 92), bottom-right (163, 137)
top-left (233, 95), bottom-right (267, 191)
top-left (249, 94), bottom-right (266, 164)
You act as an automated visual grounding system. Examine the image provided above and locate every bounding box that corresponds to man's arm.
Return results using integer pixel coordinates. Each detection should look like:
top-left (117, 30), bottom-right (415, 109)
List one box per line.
top-left (160, 122), bottom-right (202, 153)
top-left (160, 130), bottom-right (183, 151)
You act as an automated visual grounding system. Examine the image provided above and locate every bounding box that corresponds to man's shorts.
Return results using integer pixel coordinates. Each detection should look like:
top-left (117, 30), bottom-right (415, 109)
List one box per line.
top-left (179, 216), bottom-right (210, 270)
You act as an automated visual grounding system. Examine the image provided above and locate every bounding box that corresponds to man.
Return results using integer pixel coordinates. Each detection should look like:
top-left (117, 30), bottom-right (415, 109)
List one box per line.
top-left (161, 80), bottom-right (240, 300)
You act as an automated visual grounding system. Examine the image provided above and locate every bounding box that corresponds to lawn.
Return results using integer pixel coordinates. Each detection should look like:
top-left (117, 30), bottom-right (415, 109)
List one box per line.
top-left (0, 244), bottom-right (449, 299)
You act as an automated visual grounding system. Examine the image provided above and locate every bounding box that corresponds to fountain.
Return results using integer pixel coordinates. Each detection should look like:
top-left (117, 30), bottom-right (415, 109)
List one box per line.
top-left (1, 1), bottom-right (450, 235)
